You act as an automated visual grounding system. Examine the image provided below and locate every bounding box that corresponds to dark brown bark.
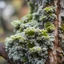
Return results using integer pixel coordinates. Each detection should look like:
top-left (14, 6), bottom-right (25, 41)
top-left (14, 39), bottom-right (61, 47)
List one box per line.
top-left (0, 43), bottom-right (15, 64)
top-left (47, 0), bottom-right (62, 64)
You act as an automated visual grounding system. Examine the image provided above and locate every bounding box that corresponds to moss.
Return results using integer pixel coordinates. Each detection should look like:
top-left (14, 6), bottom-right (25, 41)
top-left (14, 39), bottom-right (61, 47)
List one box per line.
top-left (30, 46), bottom-right (42, 52)
top-left (44, 22), bottom-right (55, 32)
top-left (43, 6), bottom-right (54, 14)
top-left (25, 27), bottom-right (35, 36)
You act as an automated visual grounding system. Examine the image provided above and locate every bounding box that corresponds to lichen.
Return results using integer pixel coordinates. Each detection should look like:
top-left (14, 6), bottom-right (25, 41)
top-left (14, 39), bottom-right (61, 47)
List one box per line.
top-left (5, 0), bottom-right (56, 64)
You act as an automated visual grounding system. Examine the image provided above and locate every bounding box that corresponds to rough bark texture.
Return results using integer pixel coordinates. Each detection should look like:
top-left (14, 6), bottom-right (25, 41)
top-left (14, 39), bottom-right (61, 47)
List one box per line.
top-left (48, 0), bottom-right (61, 64)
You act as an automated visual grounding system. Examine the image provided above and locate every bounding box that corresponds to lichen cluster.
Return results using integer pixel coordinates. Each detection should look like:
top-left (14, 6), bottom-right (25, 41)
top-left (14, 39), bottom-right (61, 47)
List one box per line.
top-left (5, 0), bottom-right (56, 64)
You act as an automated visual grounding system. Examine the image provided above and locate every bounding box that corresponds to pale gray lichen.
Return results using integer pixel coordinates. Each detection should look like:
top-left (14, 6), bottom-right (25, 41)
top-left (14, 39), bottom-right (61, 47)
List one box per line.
top-left (5, 0), bottom-right (56, 64)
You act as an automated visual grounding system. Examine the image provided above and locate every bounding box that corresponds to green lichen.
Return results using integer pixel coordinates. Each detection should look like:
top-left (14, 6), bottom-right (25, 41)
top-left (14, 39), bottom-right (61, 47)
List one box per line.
top-left (44, 22), bottom-right (55, 32)
top-left (5, 0), bottom-right (56, 64)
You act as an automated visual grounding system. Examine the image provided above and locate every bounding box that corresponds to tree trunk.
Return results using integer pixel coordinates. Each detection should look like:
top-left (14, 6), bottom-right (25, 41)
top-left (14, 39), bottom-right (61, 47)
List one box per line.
top-left (0, 0), bottom-right (63, 64)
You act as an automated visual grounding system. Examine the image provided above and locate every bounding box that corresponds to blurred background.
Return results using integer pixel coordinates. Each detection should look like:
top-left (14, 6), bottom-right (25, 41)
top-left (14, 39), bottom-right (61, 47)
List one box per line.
top-left (0, 0), bottom-right (28, 43)
top-left (0, 0), bottom-right (28, 64)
